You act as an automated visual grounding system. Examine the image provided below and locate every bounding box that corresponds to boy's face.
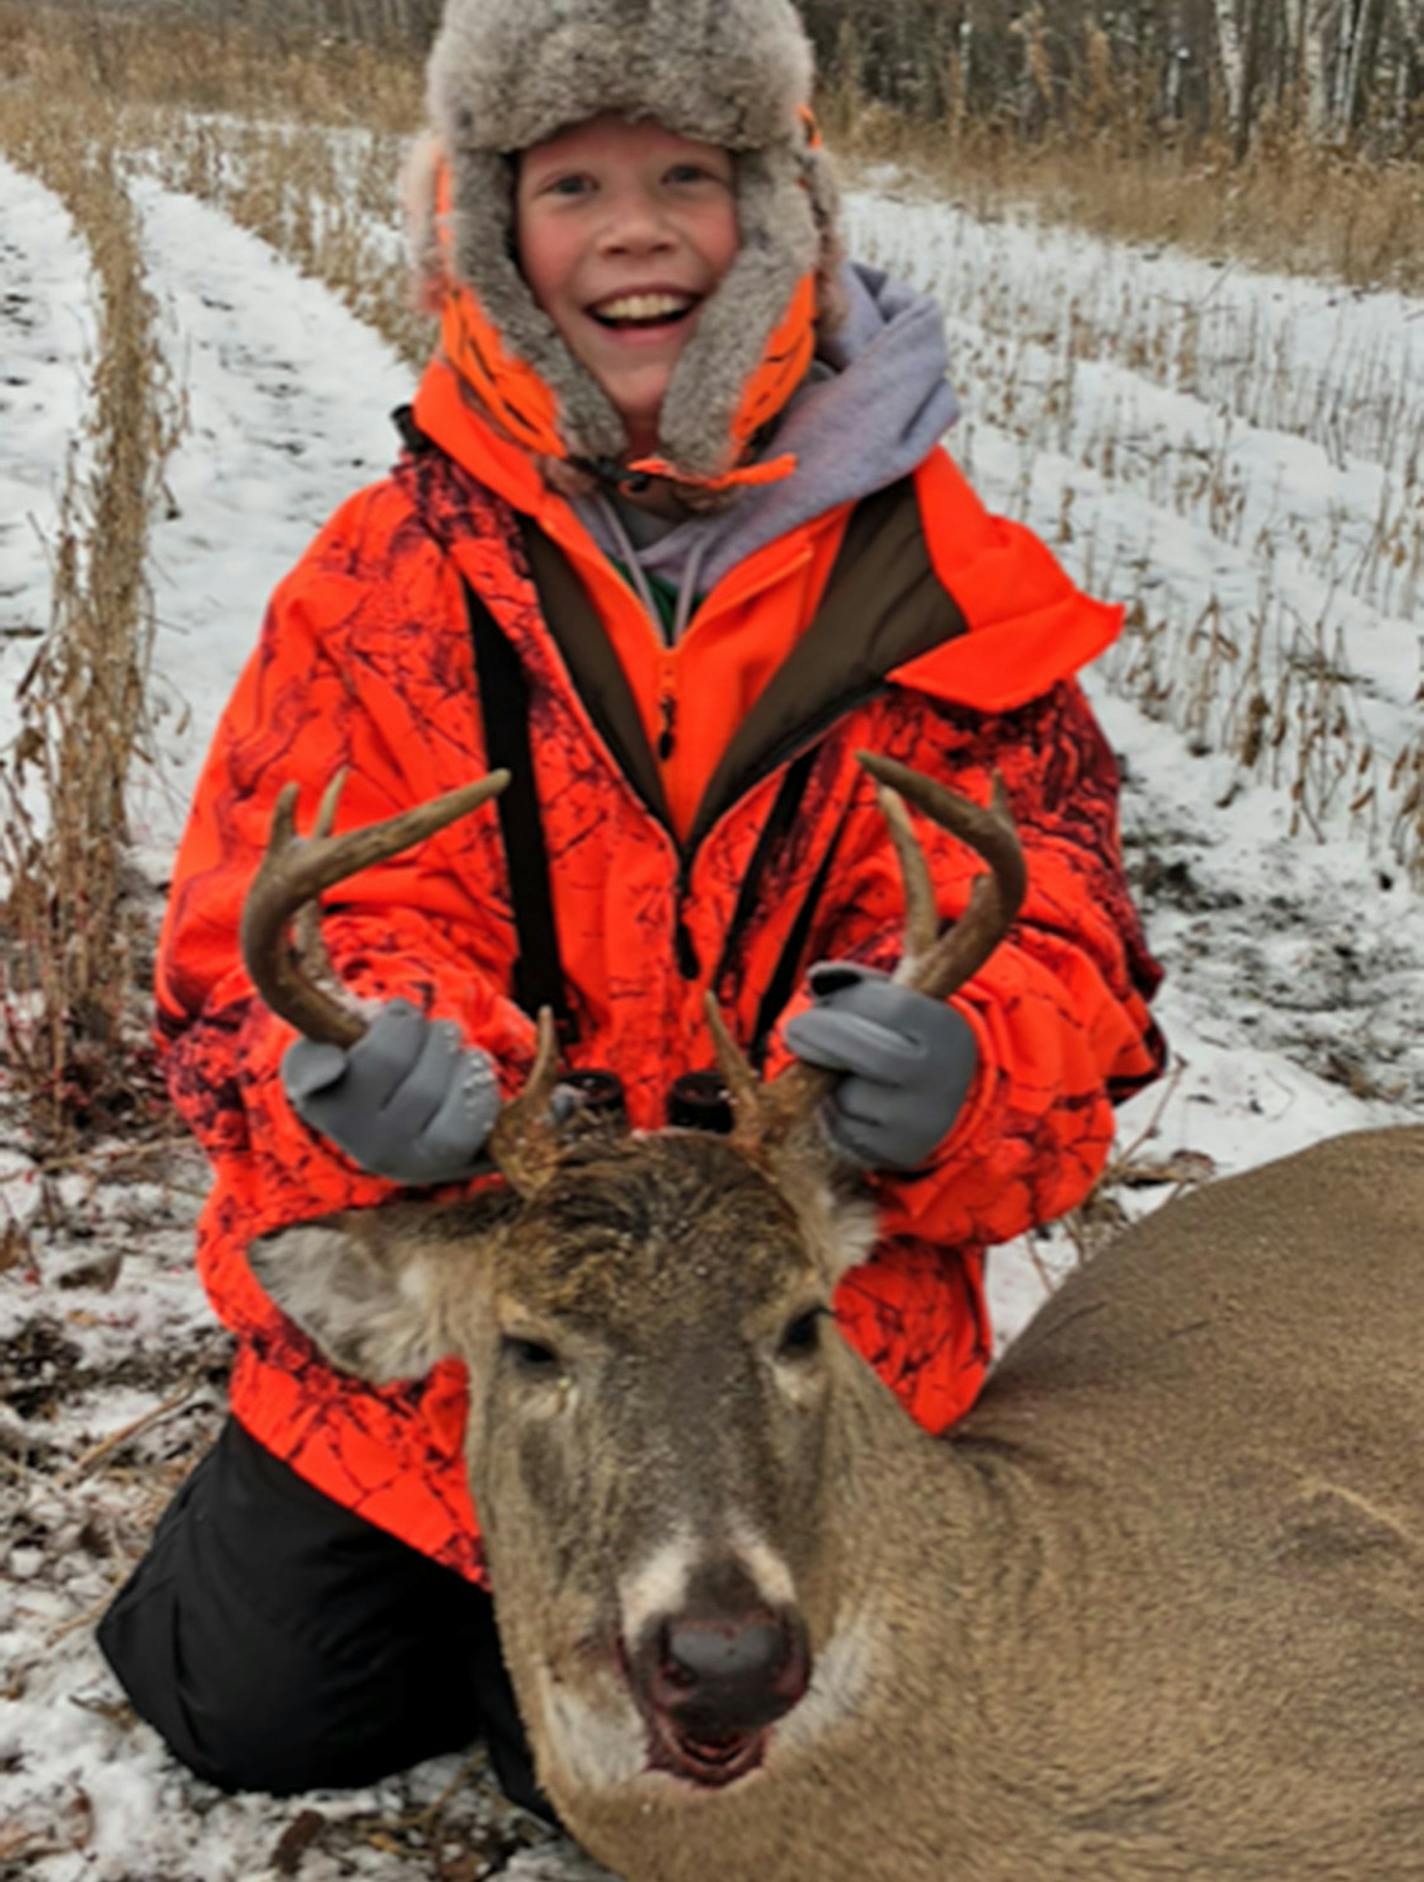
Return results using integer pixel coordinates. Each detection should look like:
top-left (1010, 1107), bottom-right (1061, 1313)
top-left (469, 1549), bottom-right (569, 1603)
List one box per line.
top-left (515, 115), bottom-right (740, 459)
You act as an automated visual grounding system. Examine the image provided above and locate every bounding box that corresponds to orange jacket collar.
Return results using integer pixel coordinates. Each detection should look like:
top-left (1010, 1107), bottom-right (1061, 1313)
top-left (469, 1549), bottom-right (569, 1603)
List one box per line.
top-left (411, 358), bottom-right (1124, 722)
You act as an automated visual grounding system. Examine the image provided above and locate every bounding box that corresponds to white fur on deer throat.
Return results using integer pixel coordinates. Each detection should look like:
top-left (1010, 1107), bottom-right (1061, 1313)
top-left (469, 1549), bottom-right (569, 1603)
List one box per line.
top-left (537, 1664), bottom-right (649, 1792)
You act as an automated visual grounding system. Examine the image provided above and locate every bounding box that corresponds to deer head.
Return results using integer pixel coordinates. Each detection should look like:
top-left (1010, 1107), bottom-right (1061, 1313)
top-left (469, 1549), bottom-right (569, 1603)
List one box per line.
top-left (242, 755), bottom-right (1024, 1804)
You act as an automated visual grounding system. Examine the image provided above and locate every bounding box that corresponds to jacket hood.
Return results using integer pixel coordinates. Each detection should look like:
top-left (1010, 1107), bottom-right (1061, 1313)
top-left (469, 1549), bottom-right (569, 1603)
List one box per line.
top-left (572, 259), bottom-right (962, 621)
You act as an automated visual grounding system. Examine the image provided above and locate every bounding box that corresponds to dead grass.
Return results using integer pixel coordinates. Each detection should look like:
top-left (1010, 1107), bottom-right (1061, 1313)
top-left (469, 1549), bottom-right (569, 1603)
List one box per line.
top-left (0, 3), bottom-right (422, 1163)
top-left (1391, 733), bottom-right (1424, 880)
top-left (5, 0), bottom-right (1424, 298)
top-left (0, 83), bottom-right (186, 1152)
top-left (1100, 585), bottom-right (1399, 862)
top-left (0, 0), bottom-right (423, 132)
top-left (824, 91), bottom-right (1424, 303)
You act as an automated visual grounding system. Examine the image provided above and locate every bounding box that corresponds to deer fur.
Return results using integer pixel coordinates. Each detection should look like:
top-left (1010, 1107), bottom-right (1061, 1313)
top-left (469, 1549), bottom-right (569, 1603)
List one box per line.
top-left (249, 1119), bottom-right (1424, 1880)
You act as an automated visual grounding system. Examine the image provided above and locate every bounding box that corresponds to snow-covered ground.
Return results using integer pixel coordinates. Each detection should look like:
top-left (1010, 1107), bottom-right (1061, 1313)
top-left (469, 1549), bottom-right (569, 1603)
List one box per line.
top-left (0, 157), bottom-right (95, 674)
top-left (1, 134), bottom-right (1422, 1881)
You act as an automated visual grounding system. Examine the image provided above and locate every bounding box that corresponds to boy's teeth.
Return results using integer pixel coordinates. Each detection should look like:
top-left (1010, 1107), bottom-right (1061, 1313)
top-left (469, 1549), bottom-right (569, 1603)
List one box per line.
top-left (596, 292), bottom-right (692, 321)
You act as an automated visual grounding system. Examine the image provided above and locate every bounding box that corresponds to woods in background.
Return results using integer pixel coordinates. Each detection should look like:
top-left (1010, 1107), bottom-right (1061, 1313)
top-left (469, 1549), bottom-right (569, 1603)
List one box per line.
top-left (16, 1), bottom-right (1424, 161)
top-left (799, 1), bottom-right (1424, 159)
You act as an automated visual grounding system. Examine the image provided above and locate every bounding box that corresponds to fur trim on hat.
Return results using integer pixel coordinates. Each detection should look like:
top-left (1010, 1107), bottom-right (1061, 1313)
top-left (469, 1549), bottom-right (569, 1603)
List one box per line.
top-left (405, 0), bottom-right (842, 485)
top-left (431, 0), bottom-right (813, 155)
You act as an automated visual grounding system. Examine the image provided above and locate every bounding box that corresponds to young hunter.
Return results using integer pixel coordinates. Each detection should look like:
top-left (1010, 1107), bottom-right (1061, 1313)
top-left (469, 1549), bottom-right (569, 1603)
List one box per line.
top-left (99, 0), bottom-right (1165, 1815)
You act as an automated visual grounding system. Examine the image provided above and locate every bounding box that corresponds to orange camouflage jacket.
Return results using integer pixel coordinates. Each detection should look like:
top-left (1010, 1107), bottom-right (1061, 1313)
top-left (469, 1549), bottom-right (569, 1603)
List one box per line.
top-left (155, 358), bottom-right (1163, 1583)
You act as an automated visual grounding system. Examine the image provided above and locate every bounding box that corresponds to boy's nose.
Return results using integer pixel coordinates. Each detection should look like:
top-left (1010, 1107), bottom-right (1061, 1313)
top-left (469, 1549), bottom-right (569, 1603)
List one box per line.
top-left (599, 196), bottom-right (676, 254)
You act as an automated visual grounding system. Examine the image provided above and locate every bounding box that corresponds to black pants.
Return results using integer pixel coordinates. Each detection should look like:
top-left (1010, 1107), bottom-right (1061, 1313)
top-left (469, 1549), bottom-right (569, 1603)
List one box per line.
top-left (97, 1417), bottom-right (553, 1819)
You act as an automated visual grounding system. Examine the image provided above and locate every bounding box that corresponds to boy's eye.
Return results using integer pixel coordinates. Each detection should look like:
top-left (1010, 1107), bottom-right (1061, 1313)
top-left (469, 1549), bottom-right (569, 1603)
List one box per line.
top-left (667, 163), bottom-right (723, 186)
top-left (544, 173), bottom-right (593, 199)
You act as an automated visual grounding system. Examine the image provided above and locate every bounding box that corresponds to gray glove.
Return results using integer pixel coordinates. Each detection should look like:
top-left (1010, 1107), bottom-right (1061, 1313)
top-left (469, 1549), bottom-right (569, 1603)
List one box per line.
top-left (782, 963), bottom-right (977, 1171)
top-left (283, 999), bottom-right (501, 1185)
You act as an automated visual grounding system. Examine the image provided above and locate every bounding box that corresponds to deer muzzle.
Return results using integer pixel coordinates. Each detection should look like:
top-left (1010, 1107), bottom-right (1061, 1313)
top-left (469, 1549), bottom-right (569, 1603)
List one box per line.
top-left (628, 1601), bottom-right (812, 1788)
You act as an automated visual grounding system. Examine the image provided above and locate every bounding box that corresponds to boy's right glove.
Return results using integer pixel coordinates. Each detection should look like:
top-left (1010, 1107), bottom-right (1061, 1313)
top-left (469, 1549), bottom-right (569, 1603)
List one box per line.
top-left (282, 998), bottom-right (501, 1186)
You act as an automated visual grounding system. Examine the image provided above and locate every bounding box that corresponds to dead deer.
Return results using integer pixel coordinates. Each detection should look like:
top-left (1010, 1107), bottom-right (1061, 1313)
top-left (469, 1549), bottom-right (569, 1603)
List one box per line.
top-left (240, 758), bottom-right (1424, 1882)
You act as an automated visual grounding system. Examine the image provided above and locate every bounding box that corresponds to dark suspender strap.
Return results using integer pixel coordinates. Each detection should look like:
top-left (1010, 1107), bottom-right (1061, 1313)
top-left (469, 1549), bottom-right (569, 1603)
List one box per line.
top-left (463, 579), bottom-right (578, 1042)
top-left (713, 744), bottom-right (820, 996)
top-left (391, 404), bottom-right (432, 454)
top-left (747, 802), bottom-right (851, 1072)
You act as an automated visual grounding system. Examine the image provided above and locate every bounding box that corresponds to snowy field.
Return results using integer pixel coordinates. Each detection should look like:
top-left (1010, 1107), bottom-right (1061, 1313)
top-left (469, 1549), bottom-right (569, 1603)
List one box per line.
top-left (1, 126), bottom-right (1422, 1881)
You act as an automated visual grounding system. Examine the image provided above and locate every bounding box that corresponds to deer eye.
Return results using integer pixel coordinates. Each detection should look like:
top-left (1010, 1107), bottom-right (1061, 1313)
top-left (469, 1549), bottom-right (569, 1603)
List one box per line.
top-left (777, 1307), bottom-right (828, 1361)
top-left (503, 1334), bottom-right (562, 1375)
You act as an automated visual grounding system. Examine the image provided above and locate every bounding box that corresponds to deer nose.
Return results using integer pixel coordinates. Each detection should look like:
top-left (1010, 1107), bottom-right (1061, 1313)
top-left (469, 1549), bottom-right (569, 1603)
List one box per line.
top-left (648, 1609), bottom-right (811, 1737)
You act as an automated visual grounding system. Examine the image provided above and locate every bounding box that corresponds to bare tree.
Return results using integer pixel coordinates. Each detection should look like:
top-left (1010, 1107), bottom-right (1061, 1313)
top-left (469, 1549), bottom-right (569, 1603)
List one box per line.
top-left (1391, 0), bottom-right (1424, 135)
top-left (1212, 0), bottom-right (1247, 128)
top-left (1299, 0), bottom-right (1335, 136)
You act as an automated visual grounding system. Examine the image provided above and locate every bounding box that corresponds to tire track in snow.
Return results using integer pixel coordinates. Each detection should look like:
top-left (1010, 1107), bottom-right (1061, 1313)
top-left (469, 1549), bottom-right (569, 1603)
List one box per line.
top-left (0, 155), bottom-right (96, 715)
top-left (127, 176), bottom-right (415, 868)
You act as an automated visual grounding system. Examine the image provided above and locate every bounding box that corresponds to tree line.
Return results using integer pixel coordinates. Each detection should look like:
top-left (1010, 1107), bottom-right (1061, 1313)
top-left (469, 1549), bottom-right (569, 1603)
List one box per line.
top-left (800, 0), bottom-right (1424, 158)
top-left (37, 0), bottom-right (1424, 159)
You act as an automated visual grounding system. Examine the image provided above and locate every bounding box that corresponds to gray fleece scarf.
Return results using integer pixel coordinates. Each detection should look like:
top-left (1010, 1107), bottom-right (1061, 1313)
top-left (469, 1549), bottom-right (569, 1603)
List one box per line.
top-left (573, 261), bottom-right (961, 640)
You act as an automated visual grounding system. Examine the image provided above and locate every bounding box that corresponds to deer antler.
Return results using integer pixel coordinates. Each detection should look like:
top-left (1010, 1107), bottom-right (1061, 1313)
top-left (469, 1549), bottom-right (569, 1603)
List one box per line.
top-left (240, 770), bottom-right (512, 1046)
top-left (486, 1006), bottom-right (566, 1193)
top-left (240, 767), bottom-right (568, 1195)
top-left (705, 753), bottom-right (1027, 1158)
top-left (857, 752), bottom-right (1027, 995)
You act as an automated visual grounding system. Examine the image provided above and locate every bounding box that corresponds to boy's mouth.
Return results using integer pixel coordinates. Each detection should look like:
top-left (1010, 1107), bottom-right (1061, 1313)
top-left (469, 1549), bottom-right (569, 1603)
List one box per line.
top-left (588, 291), bottom-right (700, 332)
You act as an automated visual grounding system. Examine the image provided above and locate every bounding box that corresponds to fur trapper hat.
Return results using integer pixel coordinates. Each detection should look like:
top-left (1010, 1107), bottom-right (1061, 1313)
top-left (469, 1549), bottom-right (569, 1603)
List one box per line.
top-left (405, 0), bottom-right (841, 490)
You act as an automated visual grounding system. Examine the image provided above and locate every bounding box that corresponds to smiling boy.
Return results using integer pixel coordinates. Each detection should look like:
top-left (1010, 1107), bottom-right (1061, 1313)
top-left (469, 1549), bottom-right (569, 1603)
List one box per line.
top-left (515, 116), bottom-right (741, 460)
top-left (100, 0), bottom-right (1163, 1814)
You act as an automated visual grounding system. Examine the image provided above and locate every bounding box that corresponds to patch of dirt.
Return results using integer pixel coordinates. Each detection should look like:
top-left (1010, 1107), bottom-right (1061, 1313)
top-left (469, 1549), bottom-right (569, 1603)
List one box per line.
top-left (1128, 842), bottom-right (1246, 915)
top-left (0, 1317), bottom-right (84, 1421)
top-left (0, 1315), bottom-right (230, 1421)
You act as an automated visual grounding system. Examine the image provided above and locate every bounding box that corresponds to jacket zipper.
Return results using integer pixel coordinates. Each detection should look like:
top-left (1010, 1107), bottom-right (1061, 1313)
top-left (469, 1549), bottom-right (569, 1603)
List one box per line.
top-left (674, 863), bottom-right (700, 978)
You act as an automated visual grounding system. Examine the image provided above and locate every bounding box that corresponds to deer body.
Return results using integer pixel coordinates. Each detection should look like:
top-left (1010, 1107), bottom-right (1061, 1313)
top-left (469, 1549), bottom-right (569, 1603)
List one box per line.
top-left (509, 1126), bottom-right (1424, 1882)
top-left (244, 767), bottom-right (1424, 1878)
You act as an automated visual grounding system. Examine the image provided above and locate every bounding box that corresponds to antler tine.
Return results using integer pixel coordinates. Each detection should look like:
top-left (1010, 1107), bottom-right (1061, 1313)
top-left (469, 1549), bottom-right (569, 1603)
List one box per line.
top-left (873, 781), bottom-right (940, 963)
top-left (239, 770), bottom-right (512, 1048)
top-left (486, 1006), bottom-right (568, 1196)
top-left (703, 994), bottom-right (763, 1121)
top-left (702, 992), bottom-right (838, 1155)
top-left (855, 753), bottom-right (1026, 1002)
top-left (732, 752), bottom-right (1027, 1163)
top-left (291, 767), bottom-right (349, 985)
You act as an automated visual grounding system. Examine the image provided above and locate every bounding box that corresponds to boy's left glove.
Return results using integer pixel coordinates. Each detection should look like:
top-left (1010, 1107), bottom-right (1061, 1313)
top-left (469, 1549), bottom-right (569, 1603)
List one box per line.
top-left (782, 963), bottom-right (978, 1171)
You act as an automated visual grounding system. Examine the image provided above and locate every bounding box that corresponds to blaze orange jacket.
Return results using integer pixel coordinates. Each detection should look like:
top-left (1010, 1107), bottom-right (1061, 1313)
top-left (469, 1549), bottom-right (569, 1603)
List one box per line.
top-left (156, 358), bottom-right (1163, 1583)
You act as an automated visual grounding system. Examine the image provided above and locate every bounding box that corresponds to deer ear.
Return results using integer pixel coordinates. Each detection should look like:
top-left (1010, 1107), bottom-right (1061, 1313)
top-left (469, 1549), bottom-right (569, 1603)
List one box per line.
top-left (771, 1160), bottom-right (881, 1288)
top-left (248, 1210), bottom-right (459, 1384)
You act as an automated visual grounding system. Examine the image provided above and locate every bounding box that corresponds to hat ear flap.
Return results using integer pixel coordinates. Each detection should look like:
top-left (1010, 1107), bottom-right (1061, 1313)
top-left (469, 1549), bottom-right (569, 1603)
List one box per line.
top-left (803, 144), bottom-right (848, 335)
top-left (401, 130), bottom-right (448, 315)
